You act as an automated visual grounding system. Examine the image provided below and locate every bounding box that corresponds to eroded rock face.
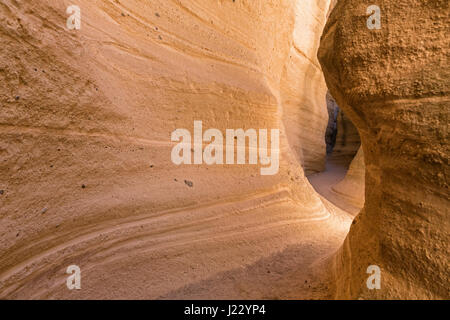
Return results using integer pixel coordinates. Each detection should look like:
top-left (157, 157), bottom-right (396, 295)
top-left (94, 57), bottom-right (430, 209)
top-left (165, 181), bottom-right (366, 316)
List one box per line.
top-left (0, 0), bottom-right (340, 299)
top-left (331, 147), bottom-right (365, 211)
top-left (325, 91), bottom-right (339, 154)
top-left (281, 0), bottom-right (331, 174)
top-left (331, 108), bottom-right (361, 166)
top-left (325, 91), bottom-right (360, 166)
top-left (319, 0), bottom-right (449, 299)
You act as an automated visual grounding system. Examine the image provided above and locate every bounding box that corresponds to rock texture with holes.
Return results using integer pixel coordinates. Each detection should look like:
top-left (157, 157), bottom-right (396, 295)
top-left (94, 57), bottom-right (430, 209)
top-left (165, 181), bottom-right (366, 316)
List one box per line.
top-left (319, 0), bottom-right (449, 299)
top-left (325, 91), bottom-right (339, 154)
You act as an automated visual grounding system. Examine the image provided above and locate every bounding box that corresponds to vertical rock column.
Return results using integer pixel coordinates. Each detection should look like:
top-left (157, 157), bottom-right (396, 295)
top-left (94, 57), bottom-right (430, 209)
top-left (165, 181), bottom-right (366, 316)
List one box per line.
top-left (319, 0), bottom-right (449, 299)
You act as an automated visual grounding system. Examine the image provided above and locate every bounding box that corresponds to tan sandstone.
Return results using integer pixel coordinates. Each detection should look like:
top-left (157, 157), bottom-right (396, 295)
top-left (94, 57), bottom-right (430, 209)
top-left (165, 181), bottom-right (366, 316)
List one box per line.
top-left (319, 0), bottom-right (449, 299)
top-left (0, 0), bottom-right (341, 299)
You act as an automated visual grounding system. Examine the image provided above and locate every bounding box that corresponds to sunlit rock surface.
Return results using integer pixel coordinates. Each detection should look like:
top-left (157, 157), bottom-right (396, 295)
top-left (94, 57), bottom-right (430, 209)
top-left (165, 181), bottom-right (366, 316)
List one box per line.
top-left (319, 0), bottom-right (449, 299)
top-left (331, 147), bottom-right (365, 211)
top-left (325, 91), bottom-right (339, 154)
top-left (0, 0), bottom-right (347, 299)
top-left (2, 0), bottom-right (445, 300)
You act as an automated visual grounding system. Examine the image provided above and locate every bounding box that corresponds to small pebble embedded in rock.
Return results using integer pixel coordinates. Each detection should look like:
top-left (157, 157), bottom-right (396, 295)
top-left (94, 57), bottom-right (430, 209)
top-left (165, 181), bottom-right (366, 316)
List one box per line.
top-left (184, 180), bottom-right (193, 187)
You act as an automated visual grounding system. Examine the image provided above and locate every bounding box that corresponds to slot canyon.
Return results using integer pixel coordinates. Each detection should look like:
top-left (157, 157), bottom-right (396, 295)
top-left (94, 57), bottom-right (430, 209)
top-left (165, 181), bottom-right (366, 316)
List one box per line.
top-left (0, 0), bottom-right (448, 300)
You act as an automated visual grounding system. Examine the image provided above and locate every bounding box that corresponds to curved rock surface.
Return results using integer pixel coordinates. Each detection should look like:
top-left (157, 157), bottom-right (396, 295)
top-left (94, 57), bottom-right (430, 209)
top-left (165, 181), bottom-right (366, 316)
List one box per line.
top-left (281, 0), bottom-right (331, 174)
top-left (3, 0), bottom-right (445, 300)
top-left (331, 104), bottom-right (361, 166)
top-left (331, 147), bottom-right (365, 211)
top-left (319, 0), bottom-right (449, 299)
top-left (0, 0), bottom-right (345, 299)
top-left (325, 91), bottom-right (339, 154)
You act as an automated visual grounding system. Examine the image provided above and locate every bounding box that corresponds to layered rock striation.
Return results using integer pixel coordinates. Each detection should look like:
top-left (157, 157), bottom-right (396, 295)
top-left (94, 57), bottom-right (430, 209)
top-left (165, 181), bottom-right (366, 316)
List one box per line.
top-left (319, 0), bottom-right (449, 299)
top-left (281, 0), bottom-right (331, 174)
top-left (0, 0), bottom-right (339, 299)
top-left (331, 147), bottom-right (365, 211)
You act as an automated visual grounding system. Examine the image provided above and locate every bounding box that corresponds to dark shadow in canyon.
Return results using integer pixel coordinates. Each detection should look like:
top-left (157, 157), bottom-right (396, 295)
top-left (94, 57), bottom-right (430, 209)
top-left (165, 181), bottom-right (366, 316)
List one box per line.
top-left (307, 92), bottom-right (364, 216)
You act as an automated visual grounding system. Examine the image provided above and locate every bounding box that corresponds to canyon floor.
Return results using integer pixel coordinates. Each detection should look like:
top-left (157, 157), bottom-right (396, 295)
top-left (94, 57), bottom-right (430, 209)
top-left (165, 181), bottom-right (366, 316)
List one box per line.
top-left (162, 165), bottom-right (355, 300)
top-left (1, 158), bottom-right (355, 300)
top-left (158, 160), bottom-right (355, 299)
top-left (76, 161), bottom-right (355, 299)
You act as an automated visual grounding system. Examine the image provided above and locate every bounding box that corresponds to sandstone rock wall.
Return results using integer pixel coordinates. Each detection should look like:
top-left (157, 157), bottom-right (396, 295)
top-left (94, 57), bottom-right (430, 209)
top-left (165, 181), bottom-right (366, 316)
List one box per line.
top-left (319, 0), bottom-right (449, 299)
top-left (325, 91), bottom-right (338, 154)
top-left (0, 0), bottom-right (335, 299)
top-left (280, 0), bottom-right (331, 174)
top-left (331, 101), bottom-right (361, 166)
top-left (331, 147), bottom-right (365, 211)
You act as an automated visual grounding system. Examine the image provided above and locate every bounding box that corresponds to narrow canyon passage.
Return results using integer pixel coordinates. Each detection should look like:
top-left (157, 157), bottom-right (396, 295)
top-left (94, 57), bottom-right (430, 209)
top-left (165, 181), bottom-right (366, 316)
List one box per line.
top-left (0, 0), bottom-right (354, 299)
top-left (308, 156), bottom-right (362, 217)
top-left (308, 94), bottom-right (364, 216)
top-left (319, 0), bottom-right (448, 299)
top-left (0, 0), bottom-right (447, 300)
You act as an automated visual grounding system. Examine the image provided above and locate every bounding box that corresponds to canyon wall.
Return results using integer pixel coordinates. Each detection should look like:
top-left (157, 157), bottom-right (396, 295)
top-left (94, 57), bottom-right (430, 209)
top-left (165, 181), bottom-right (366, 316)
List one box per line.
top-left (280, 0), bottom-right (331, 174)
top-left (319, 0), bottom-right (449, 299)
top-left (0, 0), bottom-right (336, 299)
top-left (331, 147), bottom-right (365, 211)
top-left (325, 91), bottom-right (338, 154)
top-left (330, 100), bottom-right (361, 166)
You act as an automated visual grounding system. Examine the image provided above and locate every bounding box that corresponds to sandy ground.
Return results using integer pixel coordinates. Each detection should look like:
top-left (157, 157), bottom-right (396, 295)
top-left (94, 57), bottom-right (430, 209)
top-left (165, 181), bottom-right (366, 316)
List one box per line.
top-left (157, 161), bottom-right (357, 300)
top-left (1, 160), bottom-right (355, 299)
top-left (308, 158), bottom-right (361, 216)
top-left (0, 1), bottom-right (356, 299)
top-left (160, 197), bottom-right (353, 300)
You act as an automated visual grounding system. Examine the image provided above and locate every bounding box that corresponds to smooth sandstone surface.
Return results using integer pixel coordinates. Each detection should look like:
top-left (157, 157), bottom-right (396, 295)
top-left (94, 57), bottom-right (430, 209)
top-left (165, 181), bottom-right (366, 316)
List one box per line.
top-left (331, 147), bottom-right (365, 210)
top-left (281, 0), bottom-right (330, 174)
top-left (2, 0), bottom-right (446, 300)
top-left (0, 0), bottom-right (345, 299)
top-left (319, 0), bottom-right (449, 299)
top-left (325, 91), bottom-right (338, 154)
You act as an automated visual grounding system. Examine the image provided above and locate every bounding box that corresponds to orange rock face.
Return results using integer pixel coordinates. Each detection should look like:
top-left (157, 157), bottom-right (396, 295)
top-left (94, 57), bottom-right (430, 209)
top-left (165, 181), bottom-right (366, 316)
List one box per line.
top-left (319, 0), bottom-right (449, 299)
top-left (281, 0), bottom-right (331, 175)
top-left (332, 109), bottom-right (361, 166)
top-left (1, 0), bottom-right (446, 300)
top-left (331, 147), bottom-right (365, 212)
top-left (0, 0), bottom-right (345, 299)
